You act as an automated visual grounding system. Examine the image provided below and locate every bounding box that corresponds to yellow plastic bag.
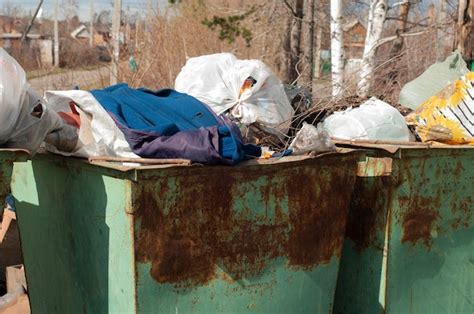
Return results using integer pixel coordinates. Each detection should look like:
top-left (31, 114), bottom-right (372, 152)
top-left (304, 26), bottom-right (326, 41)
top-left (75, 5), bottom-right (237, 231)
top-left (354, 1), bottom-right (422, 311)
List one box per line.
top-left (406, 72), bottom-right (474, 144)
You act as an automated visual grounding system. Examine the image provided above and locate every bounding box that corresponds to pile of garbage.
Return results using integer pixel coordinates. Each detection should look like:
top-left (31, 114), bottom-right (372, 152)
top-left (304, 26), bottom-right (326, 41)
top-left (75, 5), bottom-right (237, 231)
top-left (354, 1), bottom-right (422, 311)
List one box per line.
top-left (1, 49), bottom-right (473, 166)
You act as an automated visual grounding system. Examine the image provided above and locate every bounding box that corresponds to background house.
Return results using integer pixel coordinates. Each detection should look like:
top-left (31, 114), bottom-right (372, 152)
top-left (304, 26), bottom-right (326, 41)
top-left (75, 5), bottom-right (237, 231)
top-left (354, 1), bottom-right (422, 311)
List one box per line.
top-left (343, 19), bottom-right (366, 59)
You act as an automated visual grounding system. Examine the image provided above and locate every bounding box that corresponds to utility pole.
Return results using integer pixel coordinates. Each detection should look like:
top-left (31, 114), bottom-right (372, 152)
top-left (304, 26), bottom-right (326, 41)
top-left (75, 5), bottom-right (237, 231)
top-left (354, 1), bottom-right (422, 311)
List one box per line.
top-left (21, 0), bottom-right (44, 43)
top-left (89, 0), bottom-right (94, 47)
top-left (54, 0), bottom-right (59, 67)
top-left (111, 0), bottom-right (122, 85)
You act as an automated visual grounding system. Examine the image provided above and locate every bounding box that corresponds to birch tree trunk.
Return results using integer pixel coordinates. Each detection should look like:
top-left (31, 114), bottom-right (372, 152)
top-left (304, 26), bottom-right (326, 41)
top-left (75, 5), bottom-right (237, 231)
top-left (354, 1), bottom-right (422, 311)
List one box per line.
top-left (358, 0), bottom-right (387, 98)
top-left (300, 0), bottom-right (315, 89)
top-left (330, 0), bottom-right (344, 98)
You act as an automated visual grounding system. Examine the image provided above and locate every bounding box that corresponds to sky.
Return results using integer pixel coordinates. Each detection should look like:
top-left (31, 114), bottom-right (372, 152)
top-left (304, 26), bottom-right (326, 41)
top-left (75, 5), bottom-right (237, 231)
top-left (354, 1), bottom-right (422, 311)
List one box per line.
top-left (0, 0), bottom-right (452, 22)
top-left (0, 0), bottom-right (168, 21)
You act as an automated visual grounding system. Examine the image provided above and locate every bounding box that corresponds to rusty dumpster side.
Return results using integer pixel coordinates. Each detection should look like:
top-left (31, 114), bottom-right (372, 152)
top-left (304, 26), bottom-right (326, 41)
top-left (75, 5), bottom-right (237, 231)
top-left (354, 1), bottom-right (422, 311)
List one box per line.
top-left (334, 146), bottom-right (474, 314)
top-left (12, 151), bottom-right (362, 313)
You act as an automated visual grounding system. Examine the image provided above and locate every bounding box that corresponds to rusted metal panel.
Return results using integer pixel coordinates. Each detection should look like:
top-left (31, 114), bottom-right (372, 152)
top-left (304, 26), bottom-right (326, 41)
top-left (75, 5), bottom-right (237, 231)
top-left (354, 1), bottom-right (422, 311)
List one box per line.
top-left (357, 157), bottom-right (393, 177)
top-left (12, 151), bottom-right (362, 313)
top-left (334, 147), bottom-right (474, 314)
top-left (132, 153), bottom-right (361, 313)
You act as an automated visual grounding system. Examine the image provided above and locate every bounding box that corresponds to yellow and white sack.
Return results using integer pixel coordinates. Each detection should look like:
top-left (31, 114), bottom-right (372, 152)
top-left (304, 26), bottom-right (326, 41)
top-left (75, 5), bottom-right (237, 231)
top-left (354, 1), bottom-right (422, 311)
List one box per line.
top-left (406, 72), bottom-right (474, 144)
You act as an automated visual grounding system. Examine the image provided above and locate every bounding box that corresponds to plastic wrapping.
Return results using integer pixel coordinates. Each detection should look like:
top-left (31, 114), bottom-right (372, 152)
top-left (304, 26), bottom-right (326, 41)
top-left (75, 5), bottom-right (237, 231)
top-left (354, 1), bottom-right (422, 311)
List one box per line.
top-left (44, 90), bottom-right (138, 158)
top-left (323, 97), bottom-right (413, 142)
top-left (289, 122), bottom-right (336, 155)
top-left (175, 53), bottom-right (294, 138)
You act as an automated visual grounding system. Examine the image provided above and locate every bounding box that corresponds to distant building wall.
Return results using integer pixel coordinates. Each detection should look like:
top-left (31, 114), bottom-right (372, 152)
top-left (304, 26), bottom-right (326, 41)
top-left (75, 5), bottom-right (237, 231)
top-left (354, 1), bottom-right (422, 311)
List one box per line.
top-left (38, 39), bottom-right (53, 67)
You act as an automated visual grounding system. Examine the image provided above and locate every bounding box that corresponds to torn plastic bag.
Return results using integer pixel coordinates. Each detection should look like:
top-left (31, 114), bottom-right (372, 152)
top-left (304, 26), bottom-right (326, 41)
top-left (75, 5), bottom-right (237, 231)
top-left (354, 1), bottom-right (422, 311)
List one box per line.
top-left (399, 51), bottom-right (469, 110)
top-left (175, 53), bottom-right (294, 140)
top-left (44, 90), bottom-right (139, 158)
top-left (323, 97), bottom-right (413, 142)
top-left (289, 122), bottom-right (336, 155)
top-left (406, 72), bottom-right (474, 144)
top-left (0, 48), bottom-right (63, 152)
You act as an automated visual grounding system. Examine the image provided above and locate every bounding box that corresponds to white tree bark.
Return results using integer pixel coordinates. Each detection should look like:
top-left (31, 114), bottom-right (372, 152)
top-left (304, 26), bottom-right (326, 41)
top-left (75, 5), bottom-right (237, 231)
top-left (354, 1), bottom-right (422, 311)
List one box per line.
top-left (358, 0), bottom-right (387, 98)
top-left (330, 0), bottom-right (344, 98)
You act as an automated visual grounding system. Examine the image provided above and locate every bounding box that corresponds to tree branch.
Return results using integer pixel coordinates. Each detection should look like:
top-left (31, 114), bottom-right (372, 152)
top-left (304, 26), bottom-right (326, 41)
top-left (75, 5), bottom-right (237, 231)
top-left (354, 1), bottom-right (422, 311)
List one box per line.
top-left (385, 16), bottom-right (428, 27)
top-left (283, 0), bottom-right (298, 18)
top-left (388, 0), bottom-right (421, 10)
top-left (374, 28), bottom-right (433, 49)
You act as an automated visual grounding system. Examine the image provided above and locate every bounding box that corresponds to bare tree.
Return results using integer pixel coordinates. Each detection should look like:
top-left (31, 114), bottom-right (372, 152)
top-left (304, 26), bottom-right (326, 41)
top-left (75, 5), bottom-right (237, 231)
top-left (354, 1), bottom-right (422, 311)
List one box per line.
top-left (313, 7), bottom-right (324, 81)
top-left (299, 0), bottom-right (315, 88)
top-left (330, 0), bottom-right (344, 98)
top-left (1, 0), bottom-right (23, 17)
top-left (456, 0), bottom-right (474, 62)
top-left (358, 0), bottom-right (387, 98)
top-left (290, 0), bottom-right (304, 83)
top-left (389, 0), bottom-right (410, 59)
top-left (61, 0), bottom-right (79, 30)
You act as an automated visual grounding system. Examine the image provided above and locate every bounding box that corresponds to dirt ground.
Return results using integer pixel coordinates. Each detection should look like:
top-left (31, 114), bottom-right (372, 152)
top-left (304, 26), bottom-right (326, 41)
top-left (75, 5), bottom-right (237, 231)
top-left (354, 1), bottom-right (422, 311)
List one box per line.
top-left (29, 66), bottom-right (111, 95)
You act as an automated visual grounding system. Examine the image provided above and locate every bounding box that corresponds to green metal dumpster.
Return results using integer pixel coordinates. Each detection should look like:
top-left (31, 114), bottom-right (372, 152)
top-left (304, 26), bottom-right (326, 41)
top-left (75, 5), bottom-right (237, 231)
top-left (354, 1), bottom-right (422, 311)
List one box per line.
top-left (333, 144), bottom-right (474, 314)
top-left (12, 151), bottom-right (362, 313)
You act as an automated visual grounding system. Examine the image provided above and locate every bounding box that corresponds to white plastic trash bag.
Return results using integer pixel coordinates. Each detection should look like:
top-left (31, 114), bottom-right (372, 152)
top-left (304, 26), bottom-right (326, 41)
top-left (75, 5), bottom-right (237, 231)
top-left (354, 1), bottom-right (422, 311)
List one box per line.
top-left (44, 90), bottom-right (138, 158)
top-left (289, 122), bottom-right (336, 155)
top-left (323, 97), bottom-right (413, 142)
top-left (175, 53), bottom-right (294, 138)
top-left (0, 48), bottom-right (63, 152)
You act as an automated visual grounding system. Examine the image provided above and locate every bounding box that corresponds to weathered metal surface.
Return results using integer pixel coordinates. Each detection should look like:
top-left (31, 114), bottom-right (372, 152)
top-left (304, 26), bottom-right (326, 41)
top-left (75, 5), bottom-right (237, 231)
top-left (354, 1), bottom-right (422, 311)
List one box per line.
top-left (12, 152), bottom-right (361, 313)
top-left (334, 172), bottom-right (395, 314)
top-left (12, 156), bottom-right (136, 313)
top-left (132, 154), bottom-right (361, 313)
top-left (334, 147), bottom-right (474, 314)
top-left (357, 157), bottom-right (393, 177)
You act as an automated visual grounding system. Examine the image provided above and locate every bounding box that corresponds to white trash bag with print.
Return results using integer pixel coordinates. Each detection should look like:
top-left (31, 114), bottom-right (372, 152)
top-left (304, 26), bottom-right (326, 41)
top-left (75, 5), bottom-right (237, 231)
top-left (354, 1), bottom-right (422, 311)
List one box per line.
top-left (175, 53), bottom-right (294, 139)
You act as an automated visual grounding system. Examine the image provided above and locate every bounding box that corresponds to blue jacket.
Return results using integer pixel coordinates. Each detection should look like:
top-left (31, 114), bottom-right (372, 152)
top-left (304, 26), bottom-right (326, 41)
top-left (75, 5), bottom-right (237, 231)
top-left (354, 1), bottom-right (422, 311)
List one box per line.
top-left (91, 84), bottom-right (260, 164)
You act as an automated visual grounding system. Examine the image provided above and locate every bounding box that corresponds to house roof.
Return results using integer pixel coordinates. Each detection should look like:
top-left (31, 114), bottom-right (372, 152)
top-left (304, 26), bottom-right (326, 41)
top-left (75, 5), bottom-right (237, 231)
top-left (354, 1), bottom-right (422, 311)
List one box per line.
top-left (342, 18), bottom-right (366, 32)
top-left (71, 24), bottom-right (90, 39)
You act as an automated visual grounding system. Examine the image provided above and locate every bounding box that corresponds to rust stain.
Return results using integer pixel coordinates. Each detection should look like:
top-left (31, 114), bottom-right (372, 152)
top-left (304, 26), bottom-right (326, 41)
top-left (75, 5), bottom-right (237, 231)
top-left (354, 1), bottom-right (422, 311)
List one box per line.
top-left (345, 176), bottom-right (391, 251)
top-left (453, 161), bottom-right (465, 177)
top-left (134, 157), bottom-right (356, 288)
top-left (399, 196), bottom-right (441, 249)
top-left (451, 201), bottom-right (472, 229)
top-left (285, 163), bottom-right (352, 268)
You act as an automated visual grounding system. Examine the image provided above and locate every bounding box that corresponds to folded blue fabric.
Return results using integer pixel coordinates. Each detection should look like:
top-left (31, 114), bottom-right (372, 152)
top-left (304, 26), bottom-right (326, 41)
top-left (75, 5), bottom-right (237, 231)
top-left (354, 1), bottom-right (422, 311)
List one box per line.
top-left (91, 84), bottom-right (260, 164)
